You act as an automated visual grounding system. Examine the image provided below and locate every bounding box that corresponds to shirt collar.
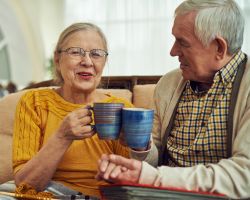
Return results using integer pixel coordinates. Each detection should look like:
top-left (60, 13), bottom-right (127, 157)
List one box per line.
top-left (188, 50), bottom-right (246, 94)
top-left (214, 50), bottom-right (246, 85)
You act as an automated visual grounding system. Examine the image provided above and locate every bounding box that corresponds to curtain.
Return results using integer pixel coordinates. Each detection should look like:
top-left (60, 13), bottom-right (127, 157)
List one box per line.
top-left (65, 0), bottom-right (250, 76)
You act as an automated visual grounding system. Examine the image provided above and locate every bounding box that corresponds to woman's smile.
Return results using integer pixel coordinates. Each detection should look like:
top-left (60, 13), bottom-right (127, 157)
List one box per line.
top-left (76, 71), bottom-right (95, 80)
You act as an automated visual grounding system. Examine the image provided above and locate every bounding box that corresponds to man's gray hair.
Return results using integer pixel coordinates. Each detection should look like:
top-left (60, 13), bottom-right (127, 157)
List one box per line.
top-left (175, 0), bottom-right (245, 54)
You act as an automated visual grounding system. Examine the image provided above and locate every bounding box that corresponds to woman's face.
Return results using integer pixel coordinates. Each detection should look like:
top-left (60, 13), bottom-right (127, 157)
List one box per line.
top-left (55, 30), bottom-right (107, 93)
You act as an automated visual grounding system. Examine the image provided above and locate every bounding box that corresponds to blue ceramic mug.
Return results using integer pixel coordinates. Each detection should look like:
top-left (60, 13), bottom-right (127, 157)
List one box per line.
top-left (122, 108), bottom-right (154, 148)
top-left (93, 103), bottom-right (124, 140)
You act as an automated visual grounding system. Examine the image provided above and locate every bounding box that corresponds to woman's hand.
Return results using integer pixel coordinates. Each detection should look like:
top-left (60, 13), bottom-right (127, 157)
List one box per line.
top-left (56, 106), bottom-right (95, 140)
top-left (96, 154), bottom-right (142, 183)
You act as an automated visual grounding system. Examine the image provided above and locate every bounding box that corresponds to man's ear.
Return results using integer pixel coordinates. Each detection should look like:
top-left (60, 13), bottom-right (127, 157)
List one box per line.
top-left (215, 36), bottom-right (228, 60)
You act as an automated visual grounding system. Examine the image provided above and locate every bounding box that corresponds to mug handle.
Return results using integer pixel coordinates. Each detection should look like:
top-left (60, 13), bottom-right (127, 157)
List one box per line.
top-left (86, 105), bottom-right (96, 131)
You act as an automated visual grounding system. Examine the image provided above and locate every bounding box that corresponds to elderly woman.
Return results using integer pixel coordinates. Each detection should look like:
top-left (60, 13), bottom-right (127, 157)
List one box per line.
top-left (12, 22), bottom-right (132, 198)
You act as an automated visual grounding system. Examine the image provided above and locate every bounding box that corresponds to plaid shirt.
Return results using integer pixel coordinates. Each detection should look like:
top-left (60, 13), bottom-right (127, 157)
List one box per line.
top-left (167, 51), bottom-right (246, 167)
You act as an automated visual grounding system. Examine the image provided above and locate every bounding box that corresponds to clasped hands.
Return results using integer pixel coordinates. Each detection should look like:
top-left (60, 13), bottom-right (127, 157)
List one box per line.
top-left (95, 154), bottom-right (142, 184)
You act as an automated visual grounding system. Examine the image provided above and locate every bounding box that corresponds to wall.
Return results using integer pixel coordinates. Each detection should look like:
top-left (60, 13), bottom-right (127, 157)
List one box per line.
top-left (0, 0), bottom-right (42, 87)
top-left (0, 0), bottom-right (64, 87)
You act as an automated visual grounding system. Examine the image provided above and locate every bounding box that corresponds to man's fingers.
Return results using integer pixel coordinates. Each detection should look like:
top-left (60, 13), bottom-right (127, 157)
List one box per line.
top-left (109, 154), bottom-right (138, 170)
top-left (121, 166), bottom-right (128, 172)
top-left (99, 154), bottom-right (110, 173)
top-left (103, 162), bottom-right (116, 180)
top-left (110, 165), bottom-right (123, 179)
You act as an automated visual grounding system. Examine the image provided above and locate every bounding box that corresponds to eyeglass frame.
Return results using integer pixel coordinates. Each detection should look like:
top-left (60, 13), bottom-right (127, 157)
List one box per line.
top-left (57, 47), bottom-right (108, 60)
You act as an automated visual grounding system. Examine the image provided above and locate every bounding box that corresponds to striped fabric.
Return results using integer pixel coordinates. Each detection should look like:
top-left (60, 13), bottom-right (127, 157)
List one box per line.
top-left (0, 180), bottom-right (99, 199)
top-left (166, 51), bottom-right (246, 167)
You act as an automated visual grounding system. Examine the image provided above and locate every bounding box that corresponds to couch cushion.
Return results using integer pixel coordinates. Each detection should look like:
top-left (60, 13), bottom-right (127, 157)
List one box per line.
top-left (0, 134), bottom-right (13, 183)
top-left (0, 91), bottom-right (27, 184)
top-left (133, 84), bottom-right (156, 109)
top-left (0, 90), bottom-right (27, 136)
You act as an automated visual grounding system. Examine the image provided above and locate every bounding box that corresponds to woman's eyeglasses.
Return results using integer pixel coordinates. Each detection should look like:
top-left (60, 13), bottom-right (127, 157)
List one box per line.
top-left (58, 47), bottom-right (108, 61)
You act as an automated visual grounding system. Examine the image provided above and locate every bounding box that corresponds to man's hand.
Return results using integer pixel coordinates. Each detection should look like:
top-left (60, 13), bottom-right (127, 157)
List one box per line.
top-left (96, 154), bottom-right (142, 183)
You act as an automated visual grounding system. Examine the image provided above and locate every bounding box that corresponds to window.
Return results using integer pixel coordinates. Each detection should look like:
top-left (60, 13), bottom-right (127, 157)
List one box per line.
top-left (64, 0), bottom-right (250, 77)
top-left (64, 0), bottom-right (183, 76)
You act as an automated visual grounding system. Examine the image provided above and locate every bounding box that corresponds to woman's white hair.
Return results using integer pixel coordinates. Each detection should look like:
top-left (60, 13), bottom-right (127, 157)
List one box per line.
top-left (175, 0), bottom-right (245, 54)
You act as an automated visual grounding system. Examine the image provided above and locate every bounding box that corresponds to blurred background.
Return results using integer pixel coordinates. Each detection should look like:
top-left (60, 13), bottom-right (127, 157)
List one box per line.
top-left (0, 0), bottom-right (249, 92)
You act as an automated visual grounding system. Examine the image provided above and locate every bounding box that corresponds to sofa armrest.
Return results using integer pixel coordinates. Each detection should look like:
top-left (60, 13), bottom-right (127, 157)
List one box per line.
top-left (0, 91), bottom-right (27, 183)
top-left (0, 91), bottom-right (27, 136)
top-left (0, 135), bottom-right (13, 183)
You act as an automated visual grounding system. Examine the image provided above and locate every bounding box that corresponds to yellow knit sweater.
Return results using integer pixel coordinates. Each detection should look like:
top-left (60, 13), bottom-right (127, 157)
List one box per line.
top-left (13, 88), bottom-right (133, 197)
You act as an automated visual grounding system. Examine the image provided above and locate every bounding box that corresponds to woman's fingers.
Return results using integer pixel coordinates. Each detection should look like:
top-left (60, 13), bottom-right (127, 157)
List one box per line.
top-left (67, 130), bottom-right (95, 140)
top-left (74, 107), bottom-right (92, 119)
top-left (58, 107), bottom-right (96, 140)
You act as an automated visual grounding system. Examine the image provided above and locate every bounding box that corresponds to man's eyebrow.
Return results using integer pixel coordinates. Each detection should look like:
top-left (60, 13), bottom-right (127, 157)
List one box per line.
top-left (176, 38), bottom-right (187, 43)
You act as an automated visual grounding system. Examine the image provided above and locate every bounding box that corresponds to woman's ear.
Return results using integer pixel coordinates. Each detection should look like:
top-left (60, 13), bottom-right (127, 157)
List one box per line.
top-left (215, 36), bottom-right (228, 60)
top-left (54, 52), bottom-right (60, 69)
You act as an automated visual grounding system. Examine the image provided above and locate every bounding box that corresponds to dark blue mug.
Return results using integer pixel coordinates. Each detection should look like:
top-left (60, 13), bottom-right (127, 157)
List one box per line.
top-left (122, 108), bottom-right (154, 148)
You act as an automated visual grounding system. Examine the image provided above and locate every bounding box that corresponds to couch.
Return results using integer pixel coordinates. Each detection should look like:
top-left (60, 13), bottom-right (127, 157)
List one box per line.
top-left (0, 84), bottom-right (156, 184)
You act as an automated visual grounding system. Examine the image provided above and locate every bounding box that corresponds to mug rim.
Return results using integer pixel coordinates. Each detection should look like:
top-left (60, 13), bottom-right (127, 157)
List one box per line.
top-left (122, 108), bottom-right (153, 112)
top-left (93, 102), bottom-right (124, 105)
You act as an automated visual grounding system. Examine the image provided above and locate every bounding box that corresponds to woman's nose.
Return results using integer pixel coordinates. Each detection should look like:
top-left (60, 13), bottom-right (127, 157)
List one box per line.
top-left (80, 52), bottom-right (94, 66)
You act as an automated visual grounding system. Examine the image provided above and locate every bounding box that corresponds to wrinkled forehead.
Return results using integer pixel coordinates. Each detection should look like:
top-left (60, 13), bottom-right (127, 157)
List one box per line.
top-left (172, 12), bottom-right (196, 35)
top-left (174, 11), bottom-right (196, 27)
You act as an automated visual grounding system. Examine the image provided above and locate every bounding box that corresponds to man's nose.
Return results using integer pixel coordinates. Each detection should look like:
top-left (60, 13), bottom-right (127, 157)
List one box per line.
top-left (170, 41), bottom-right (180, 57)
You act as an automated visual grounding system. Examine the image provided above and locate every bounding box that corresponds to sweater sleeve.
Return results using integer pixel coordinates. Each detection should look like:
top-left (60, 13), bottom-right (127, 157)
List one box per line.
top-left (12, 91), bottom-right (43, 174)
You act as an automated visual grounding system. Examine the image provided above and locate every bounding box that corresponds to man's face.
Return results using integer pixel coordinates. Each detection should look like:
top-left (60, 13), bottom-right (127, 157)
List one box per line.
top-left (170, 12), bottom-right (218, 83)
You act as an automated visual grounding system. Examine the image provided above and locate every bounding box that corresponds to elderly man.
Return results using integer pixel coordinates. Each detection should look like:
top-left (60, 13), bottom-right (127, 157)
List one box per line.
top-left (96, 0), bottom-right (250, 199)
